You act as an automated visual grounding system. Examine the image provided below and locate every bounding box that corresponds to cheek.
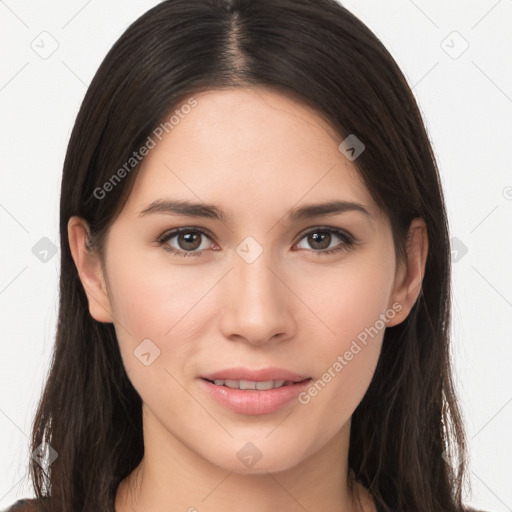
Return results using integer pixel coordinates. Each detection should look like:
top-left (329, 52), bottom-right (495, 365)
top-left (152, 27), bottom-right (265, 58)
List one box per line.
top-left (297, 255), bottom-right (393, 410)
top-left (105, 245), bottom-right (212, 336)
top-left (306, 253), bottom-right (395, 346)
top-left (103, 246), bottom-right (217, 383)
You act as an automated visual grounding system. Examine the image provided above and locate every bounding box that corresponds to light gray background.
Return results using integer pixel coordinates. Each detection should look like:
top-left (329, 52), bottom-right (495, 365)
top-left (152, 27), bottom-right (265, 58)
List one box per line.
top-left (1, 1), bottom-right (511, 510)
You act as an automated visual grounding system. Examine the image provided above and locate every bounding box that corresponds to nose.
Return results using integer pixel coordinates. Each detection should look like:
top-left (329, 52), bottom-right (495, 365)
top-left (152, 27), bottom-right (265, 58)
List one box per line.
top-left (218, 244), bottom-right (296, 346)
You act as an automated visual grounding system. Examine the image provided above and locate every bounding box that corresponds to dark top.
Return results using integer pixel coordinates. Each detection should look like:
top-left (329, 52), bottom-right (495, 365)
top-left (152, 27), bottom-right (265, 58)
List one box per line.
top-left (3, 501), bottom-right (36, 511)
top-left (3, 500), bottom-right (37, 511)
top-left (3, 501), bottom-right (39, 512)
top-left (3, 498), bottom-right (492, 512)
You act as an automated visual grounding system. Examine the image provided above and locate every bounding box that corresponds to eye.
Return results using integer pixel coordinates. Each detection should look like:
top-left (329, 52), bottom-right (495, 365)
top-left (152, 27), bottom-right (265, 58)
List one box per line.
top-left (157, 227), bottom-right (215, 257)
top-left (294, 227), bottom-right (355, 255)
top-left (156, 226), bottom-right (356, 258)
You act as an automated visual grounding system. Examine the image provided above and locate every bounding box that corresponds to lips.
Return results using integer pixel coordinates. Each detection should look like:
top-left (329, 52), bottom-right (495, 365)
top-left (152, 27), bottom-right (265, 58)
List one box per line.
top-left (199, 375), bottom-right (313, 415)
top-left (198, 367), bottom-right (313, 414)
top-left (200, 366), bottom-right (311, 383)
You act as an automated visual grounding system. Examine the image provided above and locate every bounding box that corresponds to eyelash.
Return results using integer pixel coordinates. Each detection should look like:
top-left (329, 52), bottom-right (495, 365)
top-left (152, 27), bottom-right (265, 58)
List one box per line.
top-left (156, 226), bottom-right (356, 258)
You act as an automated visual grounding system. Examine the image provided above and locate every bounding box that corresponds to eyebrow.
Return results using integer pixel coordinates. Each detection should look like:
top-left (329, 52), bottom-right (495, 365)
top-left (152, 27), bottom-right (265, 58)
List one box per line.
top-left (138, 198), bottom-right (373, 223)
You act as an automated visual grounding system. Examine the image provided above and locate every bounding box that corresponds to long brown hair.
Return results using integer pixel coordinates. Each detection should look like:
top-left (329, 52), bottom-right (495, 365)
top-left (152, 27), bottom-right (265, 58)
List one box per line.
top-left (28, 1), bottom-right (467, 510)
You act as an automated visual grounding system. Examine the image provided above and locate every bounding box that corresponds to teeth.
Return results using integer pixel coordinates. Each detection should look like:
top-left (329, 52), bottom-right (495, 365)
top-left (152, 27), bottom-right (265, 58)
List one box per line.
top-left (212, 379), bottom-right (287, 390)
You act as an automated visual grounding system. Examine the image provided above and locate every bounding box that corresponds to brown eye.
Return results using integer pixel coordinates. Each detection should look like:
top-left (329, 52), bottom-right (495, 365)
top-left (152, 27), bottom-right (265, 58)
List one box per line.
top-left (157, 228), bottom-right (213, 257)
top-left (295, 228), bottom-right (355, 255)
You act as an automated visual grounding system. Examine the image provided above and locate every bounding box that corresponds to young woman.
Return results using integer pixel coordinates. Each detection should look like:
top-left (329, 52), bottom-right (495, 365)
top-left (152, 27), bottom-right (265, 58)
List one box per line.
top-left (5, 1), bottom-right (491, 511)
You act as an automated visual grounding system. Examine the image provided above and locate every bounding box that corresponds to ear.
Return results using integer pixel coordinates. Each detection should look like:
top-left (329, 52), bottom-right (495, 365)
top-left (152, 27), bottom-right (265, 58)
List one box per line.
top-left (67, 216), bottom-right (113, 323)
top-left (386, 217), bottom-right (428, 327)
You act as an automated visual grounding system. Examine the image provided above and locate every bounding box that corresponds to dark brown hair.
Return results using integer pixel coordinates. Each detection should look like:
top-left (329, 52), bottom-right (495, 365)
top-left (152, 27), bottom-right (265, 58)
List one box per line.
top-left (26, 1), bottom-right (467, 511)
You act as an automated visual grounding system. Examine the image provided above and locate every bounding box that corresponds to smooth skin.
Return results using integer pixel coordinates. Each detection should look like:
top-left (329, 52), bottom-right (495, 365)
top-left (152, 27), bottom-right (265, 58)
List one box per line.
top-left (68, 87), bottom-right (428, 512)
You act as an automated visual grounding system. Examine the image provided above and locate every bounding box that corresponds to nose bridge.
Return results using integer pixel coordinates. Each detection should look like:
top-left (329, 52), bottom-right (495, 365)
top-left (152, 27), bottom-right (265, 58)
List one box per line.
top-left (220, 235), bottom-right (293, 343)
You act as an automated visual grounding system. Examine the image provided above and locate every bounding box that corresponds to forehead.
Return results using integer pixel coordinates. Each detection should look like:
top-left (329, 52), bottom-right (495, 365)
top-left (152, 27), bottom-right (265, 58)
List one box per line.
top-left (121, 86), bottom-right (380, 224)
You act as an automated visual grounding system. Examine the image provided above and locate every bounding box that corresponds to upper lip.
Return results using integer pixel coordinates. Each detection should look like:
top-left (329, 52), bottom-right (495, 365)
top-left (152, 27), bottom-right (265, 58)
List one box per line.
top-left (201, 367), bottom-right (311, 383)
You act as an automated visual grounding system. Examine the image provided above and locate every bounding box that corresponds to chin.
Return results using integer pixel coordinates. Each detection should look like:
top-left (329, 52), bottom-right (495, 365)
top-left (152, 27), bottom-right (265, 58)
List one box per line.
top-left (206, 444), bottom-right (305, 475)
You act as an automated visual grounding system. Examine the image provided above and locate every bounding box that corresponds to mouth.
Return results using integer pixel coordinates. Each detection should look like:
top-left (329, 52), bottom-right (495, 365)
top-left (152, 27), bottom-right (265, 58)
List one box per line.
top-left (202, 377), bottom-right (312, 390)
top-left (199, 376), bottom-right (314, 415)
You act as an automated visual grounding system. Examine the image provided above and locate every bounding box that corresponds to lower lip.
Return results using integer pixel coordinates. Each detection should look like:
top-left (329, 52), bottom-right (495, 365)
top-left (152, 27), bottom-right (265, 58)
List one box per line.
top-left (199, 378), bottom-right (312, 415)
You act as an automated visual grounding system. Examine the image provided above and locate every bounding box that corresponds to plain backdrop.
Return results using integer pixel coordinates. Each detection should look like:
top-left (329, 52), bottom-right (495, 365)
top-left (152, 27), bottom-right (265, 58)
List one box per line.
top-left (0, 1), bottom-right (511, 510)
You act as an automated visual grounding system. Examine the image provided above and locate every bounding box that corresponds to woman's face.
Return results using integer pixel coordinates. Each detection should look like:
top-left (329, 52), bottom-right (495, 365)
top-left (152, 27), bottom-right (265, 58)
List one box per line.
top-left (73, 86), bottom-right (422, 474)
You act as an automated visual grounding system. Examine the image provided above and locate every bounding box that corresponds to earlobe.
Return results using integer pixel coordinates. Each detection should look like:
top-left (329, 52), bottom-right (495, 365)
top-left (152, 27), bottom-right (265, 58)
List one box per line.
top-left (386, 218), bottom-right (428, 328)
top-left (67, 216), bottom-right (113, 323)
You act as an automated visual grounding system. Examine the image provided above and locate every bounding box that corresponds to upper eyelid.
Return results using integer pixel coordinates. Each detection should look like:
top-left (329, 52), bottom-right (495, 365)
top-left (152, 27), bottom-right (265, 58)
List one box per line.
top-left (296, 225), bottom-right (352, 239)
top-left (159, 226), bottom-right (214, 242)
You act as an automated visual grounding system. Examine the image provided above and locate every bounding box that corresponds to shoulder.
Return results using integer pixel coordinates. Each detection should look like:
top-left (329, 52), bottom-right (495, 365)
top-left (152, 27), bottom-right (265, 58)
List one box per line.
top-left (2, 498), bottom-right (42, 511)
